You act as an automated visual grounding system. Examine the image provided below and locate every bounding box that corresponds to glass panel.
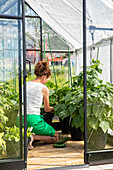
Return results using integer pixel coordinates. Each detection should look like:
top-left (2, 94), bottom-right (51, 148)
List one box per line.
top-left (87, 151), bottom-right (113, 165)
top-left (86, 0), bottom-right (113, 153)
top-left (0, 0), bottom-right (22, 16)
top-left (42, 21), bottom-right (69, 51)
top-left (26, 17), bottom-right (40, 49)
top-left (0, 19), bottom-right (23, 160)
top-left (26, 50), bottom-right (40, 64)
top-left (26, 51), bottom-right (74, 88)
top-left (25, 4), bottom-right (38, 16)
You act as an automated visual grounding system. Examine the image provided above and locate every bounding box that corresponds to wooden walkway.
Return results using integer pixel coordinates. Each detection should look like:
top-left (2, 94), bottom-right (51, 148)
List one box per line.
top-left (27, 136), bottom-right (84, 170)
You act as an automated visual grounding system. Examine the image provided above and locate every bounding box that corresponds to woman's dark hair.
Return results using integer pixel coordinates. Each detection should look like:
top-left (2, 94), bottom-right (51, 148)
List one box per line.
top-left (34, 61), bottom-right (51, 78)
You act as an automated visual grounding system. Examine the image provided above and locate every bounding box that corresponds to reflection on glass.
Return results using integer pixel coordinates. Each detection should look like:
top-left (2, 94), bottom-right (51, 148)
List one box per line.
top-left (42, 21), bottom-right (69, 51)
top-left (0, 0), bottom-right (22, 16)
top-left (26, 18), bottom-right (40, 49)
top-left (25, 4), bottom-right (38, 16)
top-left (86, 44), bottom-right (113, 152)
top-left (26, 51), bottom-right (40, 64)
top-left (0, 19), bottom-right (23, 160)
top-left (86, 0), bottom-right (113, 153)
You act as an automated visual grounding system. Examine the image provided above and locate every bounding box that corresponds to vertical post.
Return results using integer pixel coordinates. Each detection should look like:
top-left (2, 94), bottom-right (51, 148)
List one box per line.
top-left (40, 18), bottom-right (43, 61)
top-left (83, 0), bottom-right (88, 164)
top-left (1, 21), bottom-right (5, 104)
top-left (18, 0), bottom-right (23, 158)
top-left (18, 18), bottom-right (23, 159)
top-left (97, 46), bottom-right (99, 60)
top-left (68, 47), bottom-right (72, 87)
top-left (68, 50), bottom-right (70, 87)
top-left (22, 0), bottom-right (27, 168)
top-left (43, 35), bottom-right (45, 60)
top-left (110, 40), bottom-right (112, 83)
top-left (48, 32), bottom-right (57, 88)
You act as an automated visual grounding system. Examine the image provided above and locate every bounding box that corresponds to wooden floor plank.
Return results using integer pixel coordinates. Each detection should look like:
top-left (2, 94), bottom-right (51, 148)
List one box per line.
top-left (27, 138), bottom-right (84, 170)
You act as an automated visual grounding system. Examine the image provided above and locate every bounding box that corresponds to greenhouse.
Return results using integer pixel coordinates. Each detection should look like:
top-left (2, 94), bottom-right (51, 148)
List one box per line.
top-left (1, 0), bottom-right (113, 169)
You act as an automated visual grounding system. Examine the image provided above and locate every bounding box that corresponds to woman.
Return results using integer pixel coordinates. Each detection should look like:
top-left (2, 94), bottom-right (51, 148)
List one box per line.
top-left (26, 61), bottom-right (58, 148)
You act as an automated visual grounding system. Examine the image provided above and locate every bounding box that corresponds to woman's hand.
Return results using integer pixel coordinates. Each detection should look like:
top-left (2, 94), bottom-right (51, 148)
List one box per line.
top-left (50, 107), bottom-right (54, 113)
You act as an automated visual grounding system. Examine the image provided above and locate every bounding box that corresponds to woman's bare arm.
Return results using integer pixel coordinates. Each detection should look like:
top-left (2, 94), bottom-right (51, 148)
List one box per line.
top-left (42, 86), bottom-right (53, 112)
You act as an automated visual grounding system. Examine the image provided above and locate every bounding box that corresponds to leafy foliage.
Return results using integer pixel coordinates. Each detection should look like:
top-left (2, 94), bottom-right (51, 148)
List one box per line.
top-left (3, 125), bottom-right (34, 142)
top-left (0, 132), bottom-right (6, 153)
top-left (0, 82), bottom-right (19, 130)
top-left (53, 59), bottom-right (113, 133)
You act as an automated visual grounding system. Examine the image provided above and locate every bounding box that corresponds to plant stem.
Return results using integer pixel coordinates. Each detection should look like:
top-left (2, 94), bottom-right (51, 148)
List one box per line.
top-left (48, 32), bottom-right (57, 88)
top-left (43, 35), bottom-right (45, 60)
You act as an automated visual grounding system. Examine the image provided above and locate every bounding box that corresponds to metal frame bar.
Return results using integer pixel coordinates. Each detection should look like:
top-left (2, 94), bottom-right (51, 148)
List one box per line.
top-left (88, 25), bottom-right (113, 31)
top-left (0, 0), bottom-right (26, 169)
top-left (110, 39), bottom-right (113, 83)
top-left (0, 15), bottom-right (22, 19)
top-left (25, 1), bottom-right (38, 15)
top-left (83, 0), bottom-right (88, 164)
top-left (22, 0), bottom-right (27, 168)
top-left (84, 2), bottom-right (113, 166)
top-left (0, 160), bottom-right (25, 170)
top-left (25, 15), bottom-right (40, 18)
top-left (26, 49), bottom-right (74, 53)
top-left (17, 0), bottom-right (23, 159)
top-left (86, 150), bottom-right (113, 165)
top-left (18, 19), bottom-right (23, 158)
top-left (40, 18), bottom-right (43, 60)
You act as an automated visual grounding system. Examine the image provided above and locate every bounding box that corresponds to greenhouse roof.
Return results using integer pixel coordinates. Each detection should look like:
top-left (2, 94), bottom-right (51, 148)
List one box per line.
top-left (26, 0), bottom-right (113, 50)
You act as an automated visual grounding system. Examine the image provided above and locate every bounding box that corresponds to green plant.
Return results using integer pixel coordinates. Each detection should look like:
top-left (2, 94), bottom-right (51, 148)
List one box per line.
top-left (49, 85), bottom-right (71, 107)
top-left (0, 132), bottom-right (6, 154)
top-left (54, 59), bottom-right (113, 134)
top-left (4, 125), bottom-right (20, 142)
top-left (0, 81), bottom-right (19, 129)
top-left (3, 125), bottom-right (34, 142)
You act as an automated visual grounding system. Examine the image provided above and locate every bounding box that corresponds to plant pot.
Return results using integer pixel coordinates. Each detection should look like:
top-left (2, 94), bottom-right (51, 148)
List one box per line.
top-left (51, 122), bottom-right (62, 131)
top-left (70, 126), bottom-right (84, 141)
top-left (87, 128), bottom-right (107, 151)
top-left (6, 140), bottom-right (20, 158)
top-left (60, 117), bottom-right (70, 134)
top-left (41, 111), bottom-right (54, 126)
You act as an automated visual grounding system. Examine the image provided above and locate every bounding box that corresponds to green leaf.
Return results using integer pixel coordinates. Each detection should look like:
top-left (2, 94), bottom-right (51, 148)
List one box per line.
top-left (69, 105), bottom-right (76, 115)
top-left (93, 105), bottom-right (104, 120)
top-left (54, 104), bottom-right (64, 112)
top-left (58, 110), bottom-right (69, 120)
top-left (105, 101), bottom-right (112, 108)
top-left (79, 107), bottom-right (84, 119)
top-left (72, 114), bottom-right (82, 129)
top-left (99, 121), bottom-right (110, 133)
top-left (87, 105), bottom-right (92, 117)
top-left (89, 117), bottom-right (98, 130)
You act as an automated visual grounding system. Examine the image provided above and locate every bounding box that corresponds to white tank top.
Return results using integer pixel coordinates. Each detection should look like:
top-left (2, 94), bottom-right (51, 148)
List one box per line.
top-left (26, 81), bottom-right (48, 115)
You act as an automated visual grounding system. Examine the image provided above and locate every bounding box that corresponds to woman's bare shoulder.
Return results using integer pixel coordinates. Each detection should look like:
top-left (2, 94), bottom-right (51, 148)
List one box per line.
top-left (42, 85), bottom-right (49, 95)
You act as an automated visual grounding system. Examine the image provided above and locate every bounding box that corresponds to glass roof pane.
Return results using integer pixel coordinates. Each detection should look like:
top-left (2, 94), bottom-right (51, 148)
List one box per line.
top-left (0, 0), bottom-right (22, 16)
top-left (25, 3), bottom-right (38, 16)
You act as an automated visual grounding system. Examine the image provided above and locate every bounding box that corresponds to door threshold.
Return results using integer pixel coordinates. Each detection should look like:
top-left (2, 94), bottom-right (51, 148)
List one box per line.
top-left (34, 164), bottom-right (89, 170)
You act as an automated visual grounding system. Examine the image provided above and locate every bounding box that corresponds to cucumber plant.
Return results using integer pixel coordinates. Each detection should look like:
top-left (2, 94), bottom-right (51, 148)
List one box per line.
top-left (53, 59), bottom-right (113, 134)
